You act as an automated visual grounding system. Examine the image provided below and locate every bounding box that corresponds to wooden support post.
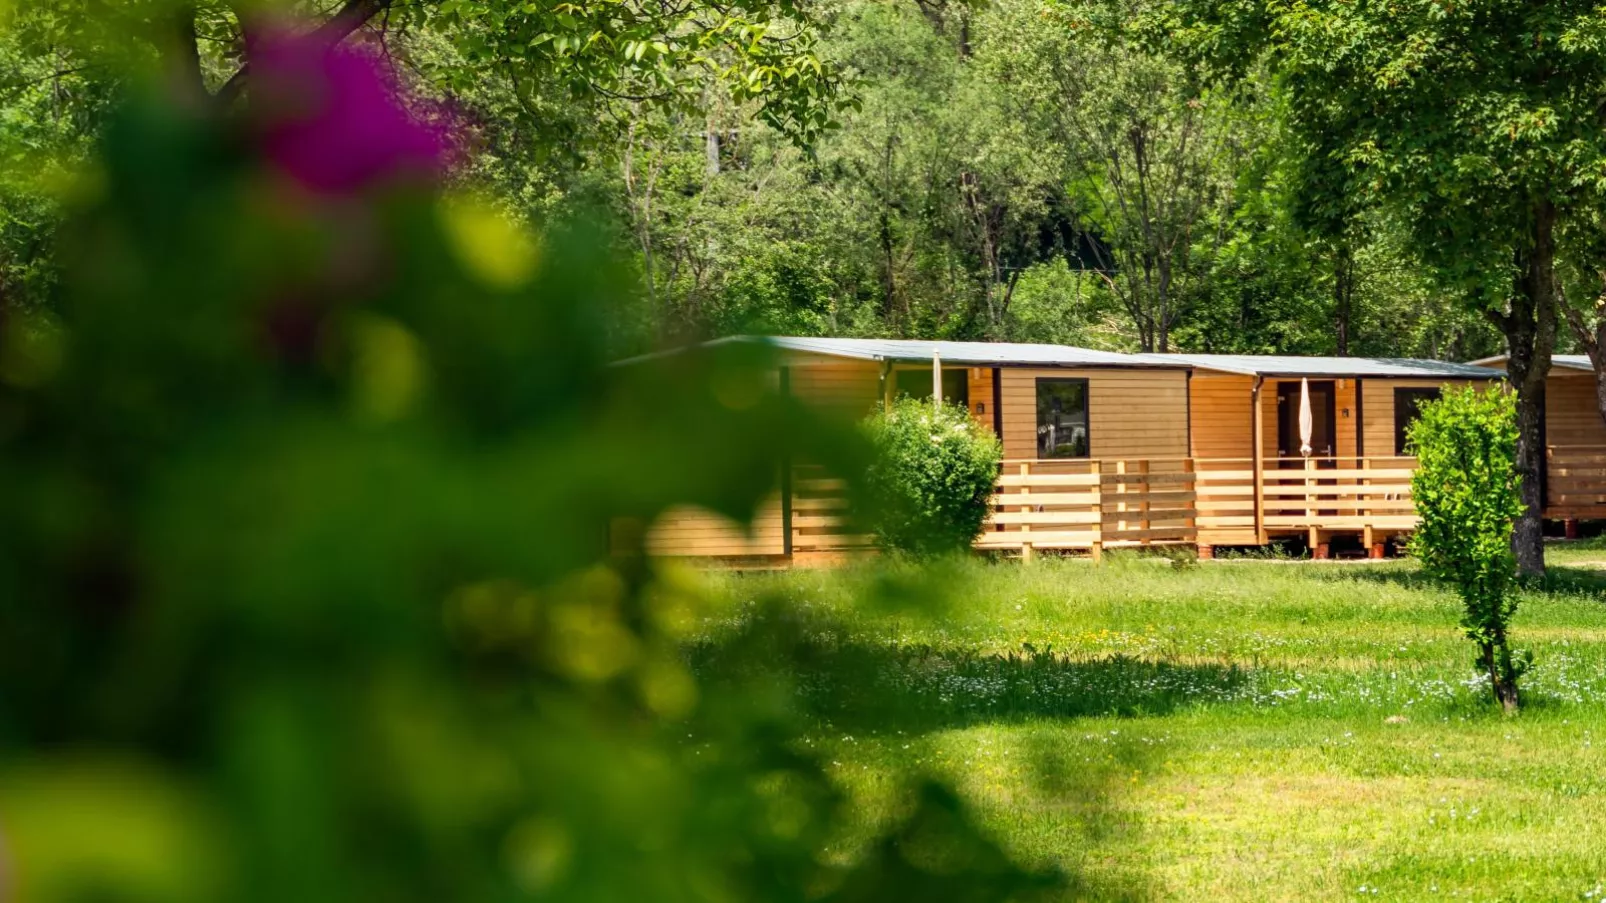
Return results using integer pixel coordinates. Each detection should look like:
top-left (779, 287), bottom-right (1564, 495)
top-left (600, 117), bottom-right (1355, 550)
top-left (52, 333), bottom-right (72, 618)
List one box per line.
top-left (1090, 460), bottom-right (1104, 563)
top-left (1019, 461), bottom-right (1032, 563)
top-left (1566, 518), bottom-right (1580, 540)
top-left (1115, 459), bottom-right (1128, 537)
top-left (1183, 458), bottom-right (1197, 546)
top-left (1138, 459), bottom-right (1151, 546)
top-left (1304, 455), bottom-right (1316, 525)
top-left (1197, 544), bottom-right (1214, 560)
top-left (1251, 377), bottom-right (1267, 545)
top-left (1363, 524), bottom-right (1375, 557)
top-left (1359, 457), bottom-right (1370, 526)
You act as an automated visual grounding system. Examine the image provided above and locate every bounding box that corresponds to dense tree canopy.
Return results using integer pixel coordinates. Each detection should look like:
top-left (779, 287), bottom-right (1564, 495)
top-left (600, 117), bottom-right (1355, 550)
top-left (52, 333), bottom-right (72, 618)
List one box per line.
top-left (0, 0), bottom-right (1534, 363)
top-left (1172, 0), bottom-right (1606, 571)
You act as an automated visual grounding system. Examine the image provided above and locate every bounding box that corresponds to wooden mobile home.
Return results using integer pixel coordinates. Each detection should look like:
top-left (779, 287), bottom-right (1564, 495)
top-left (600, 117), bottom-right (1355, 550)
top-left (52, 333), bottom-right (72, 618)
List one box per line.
top-left (624, 338), bottom-right (1508, 563)
top-left (1470, 354), bottom-right (1606, 525)
top-left (630, 337), bottom-right (1194, 561)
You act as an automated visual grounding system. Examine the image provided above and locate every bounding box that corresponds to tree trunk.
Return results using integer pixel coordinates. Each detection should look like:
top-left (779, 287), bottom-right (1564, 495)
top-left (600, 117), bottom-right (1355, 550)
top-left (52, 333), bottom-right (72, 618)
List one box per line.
top-left (1333, 242), bottom-right (1354, 356)
top-left (1480, 641), bottom-right (1520, 714)
top-left (1500, 201), bottom-right (1559, 577)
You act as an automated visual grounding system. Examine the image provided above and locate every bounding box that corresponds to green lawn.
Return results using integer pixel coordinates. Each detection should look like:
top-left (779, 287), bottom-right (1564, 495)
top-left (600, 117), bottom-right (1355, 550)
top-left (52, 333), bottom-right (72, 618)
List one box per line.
top-left (693, 542), bottom-right (1606, 900)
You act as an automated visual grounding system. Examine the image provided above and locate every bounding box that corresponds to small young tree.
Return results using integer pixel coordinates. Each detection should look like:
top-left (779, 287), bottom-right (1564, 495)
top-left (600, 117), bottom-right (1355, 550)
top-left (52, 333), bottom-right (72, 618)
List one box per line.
top-left (1408, 387), bottom-right (1529, 713)
top-left (861, 397), bottom-right (1003, 556)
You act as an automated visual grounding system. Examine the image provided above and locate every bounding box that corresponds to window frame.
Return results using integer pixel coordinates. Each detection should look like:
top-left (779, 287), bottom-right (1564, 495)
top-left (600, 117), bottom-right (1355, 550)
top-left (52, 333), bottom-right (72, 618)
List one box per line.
top-left (1394, 387), bottom-right (1442, 455)
top-left (1035, 377), bottom-right (1091, 459)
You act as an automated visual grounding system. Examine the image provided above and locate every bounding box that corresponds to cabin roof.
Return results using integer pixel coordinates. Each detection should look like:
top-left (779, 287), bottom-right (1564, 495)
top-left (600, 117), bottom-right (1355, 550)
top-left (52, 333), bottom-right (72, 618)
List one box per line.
top-left (1467, 353), bottom-right (1593, 373)
top-left (760, 336), bottom-right (1191, 368)
top-left (619, 336), bottom-right (1503, 378)
top-left (1149, 354), bottom-right (1505, 379)
top-left (624, 336), bottom-right (1192, 369)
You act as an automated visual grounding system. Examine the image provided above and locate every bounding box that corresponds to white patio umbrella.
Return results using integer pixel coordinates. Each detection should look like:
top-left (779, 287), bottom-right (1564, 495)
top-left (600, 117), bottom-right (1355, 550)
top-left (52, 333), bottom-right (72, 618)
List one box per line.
top-left (1298, 376), bottom-right (1313, 458)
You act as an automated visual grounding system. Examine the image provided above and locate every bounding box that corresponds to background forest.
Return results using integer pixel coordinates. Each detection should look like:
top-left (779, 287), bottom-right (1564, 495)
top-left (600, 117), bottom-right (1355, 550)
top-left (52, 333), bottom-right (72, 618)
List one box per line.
top-left (0, 0), bottom-right (1514, 358)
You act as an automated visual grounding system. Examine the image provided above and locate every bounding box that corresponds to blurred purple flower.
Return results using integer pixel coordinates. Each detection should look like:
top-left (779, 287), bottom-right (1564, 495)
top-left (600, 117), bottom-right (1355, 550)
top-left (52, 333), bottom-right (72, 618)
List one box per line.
top-left (249, 28), bottom-right (451, 195)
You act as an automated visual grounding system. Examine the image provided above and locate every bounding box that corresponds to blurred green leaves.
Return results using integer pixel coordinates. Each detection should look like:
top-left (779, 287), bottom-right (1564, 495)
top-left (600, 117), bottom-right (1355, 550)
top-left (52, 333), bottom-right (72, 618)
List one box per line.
top-left (0, 35), bottom-right (1051, 903)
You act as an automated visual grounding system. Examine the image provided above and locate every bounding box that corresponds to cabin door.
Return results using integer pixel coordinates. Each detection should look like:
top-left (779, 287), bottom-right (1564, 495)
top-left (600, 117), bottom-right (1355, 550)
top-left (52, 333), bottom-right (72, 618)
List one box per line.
top-left (1276, 380), bottom-right (1337, 467)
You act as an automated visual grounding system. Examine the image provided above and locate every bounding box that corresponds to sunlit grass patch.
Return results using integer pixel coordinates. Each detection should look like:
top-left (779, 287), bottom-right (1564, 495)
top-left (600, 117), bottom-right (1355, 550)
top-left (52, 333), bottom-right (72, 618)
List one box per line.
top-left (693, 551), bottom-right (1606, 900)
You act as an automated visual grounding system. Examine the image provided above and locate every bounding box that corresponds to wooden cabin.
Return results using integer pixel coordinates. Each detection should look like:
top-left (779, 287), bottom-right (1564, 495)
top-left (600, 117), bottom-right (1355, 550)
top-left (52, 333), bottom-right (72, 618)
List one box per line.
top-left (628, 337), bottom-right (1194, 562)
top-left (622, 338), bottom-right (1507, 563)
top-left (1469, 354), bottom-right (1606, 525)
top-left (1158, 355), bottom-right (1504, 556)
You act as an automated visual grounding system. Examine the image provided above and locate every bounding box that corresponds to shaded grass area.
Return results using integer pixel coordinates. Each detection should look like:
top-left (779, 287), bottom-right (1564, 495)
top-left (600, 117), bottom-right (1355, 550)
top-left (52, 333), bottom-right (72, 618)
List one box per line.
top-left (689, 544), bottom-right (1606, 900)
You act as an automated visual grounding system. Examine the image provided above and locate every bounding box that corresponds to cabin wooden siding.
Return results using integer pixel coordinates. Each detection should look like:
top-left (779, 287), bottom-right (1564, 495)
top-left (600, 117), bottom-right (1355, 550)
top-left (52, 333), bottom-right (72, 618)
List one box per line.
top-left (1186, 375), bottom-right (1258, 545)
top-left (1357, 378), bottom-right (1477, 456)
top-left (969, 367), bottom-right (996, 431)
top-left (1543, 372), bottom-right (1606, 517)
top-left (642, 351), bottom-right (879, 559)
top-left (1191, 375), bottom-right (1479, 463)
top-left (996, 367), bottom-right (1189, 460)
top-left (1547, 372), bottom-right (1606, 448)
top-left (639, 500), bottom-right (786, 557)
top-left (785, 353), bottom-right (883, 420)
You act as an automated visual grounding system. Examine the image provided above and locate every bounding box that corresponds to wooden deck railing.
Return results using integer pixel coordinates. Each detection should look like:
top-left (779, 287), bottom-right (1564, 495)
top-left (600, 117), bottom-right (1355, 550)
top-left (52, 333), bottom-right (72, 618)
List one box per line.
top-left (636, 455), bottom-right (1443, 561)
top-left (977, 459), bottom-right (1197, 559)
top-left (789, 468), bottom-right (870, 553)
top-left (1547, 446), bottom-right (1606, 518)
top-left (976, 456), bottom-right (1418, 557)
top-left (1257, 457), bottom-right (1418, 532)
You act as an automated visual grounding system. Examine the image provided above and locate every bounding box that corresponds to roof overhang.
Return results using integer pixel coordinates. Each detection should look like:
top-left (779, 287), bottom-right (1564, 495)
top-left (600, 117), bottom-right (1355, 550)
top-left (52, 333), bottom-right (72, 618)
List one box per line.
top-left (1469, 354), bottom-right (1593, 373)
top-left (1150, 354), bottom-right (1506, 380)
top-left (617, 336), bottom-right (1194, 370)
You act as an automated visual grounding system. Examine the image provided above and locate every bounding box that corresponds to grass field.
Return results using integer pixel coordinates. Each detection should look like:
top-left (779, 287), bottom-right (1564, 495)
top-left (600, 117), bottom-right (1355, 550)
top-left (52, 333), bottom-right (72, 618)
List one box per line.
top-left (692, 541), bottom-right (1606, 900)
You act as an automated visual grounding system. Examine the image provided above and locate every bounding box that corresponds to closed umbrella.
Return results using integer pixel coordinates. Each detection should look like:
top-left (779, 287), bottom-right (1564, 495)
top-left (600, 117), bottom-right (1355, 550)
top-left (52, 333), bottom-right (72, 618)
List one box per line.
top-left (1298, 377), bottom-right (1313, 459)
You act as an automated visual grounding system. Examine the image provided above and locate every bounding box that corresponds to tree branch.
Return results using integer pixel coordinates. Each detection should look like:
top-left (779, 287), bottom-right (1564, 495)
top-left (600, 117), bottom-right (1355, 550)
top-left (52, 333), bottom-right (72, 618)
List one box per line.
top-left (171, 5), bottom-right (207, 105)
top-left (213, 0), bottom-right (394, 105)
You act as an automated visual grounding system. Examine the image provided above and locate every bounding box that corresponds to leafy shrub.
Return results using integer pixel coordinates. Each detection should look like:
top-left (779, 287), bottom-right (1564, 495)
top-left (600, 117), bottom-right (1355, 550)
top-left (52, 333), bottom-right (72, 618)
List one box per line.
top-left (1408, 386), bottom-right (1529, 712)
top-left (861, 397), bottom-right (1003, 556)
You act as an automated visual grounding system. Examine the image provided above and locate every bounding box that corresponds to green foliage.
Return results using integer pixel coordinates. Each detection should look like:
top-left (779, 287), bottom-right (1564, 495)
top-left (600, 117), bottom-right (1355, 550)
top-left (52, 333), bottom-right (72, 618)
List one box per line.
top-left (861, 397), bottom-right (1003, 556)
top-left (1175, 0), bottom-right (1606, 297)
top-left (1408, 386), bottom-right (1530, 710)
top-left (0, 69), bottom-right (1052, 902)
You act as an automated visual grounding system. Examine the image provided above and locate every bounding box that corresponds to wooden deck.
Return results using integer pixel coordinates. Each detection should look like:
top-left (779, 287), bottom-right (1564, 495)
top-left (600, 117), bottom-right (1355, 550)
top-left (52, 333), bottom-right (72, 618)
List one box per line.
top-left (980, 456), bottom-right (1417, 558)
top-left (632, 447), bottom-right (1606, 563)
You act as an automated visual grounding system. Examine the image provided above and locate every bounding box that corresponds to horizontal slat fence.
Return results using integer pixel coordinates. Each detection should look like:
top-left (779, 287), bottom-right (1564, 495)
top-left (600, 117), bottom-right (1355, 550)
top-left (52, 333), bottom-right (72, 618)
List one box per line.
top-left (626, 454), bottom-right (1471, 562)
top-left (1257, 457), bottom-right (1417, 531)
top-left (980, 459), bottom-right (1197, 558)
top-left (980, 460), bottom-right (1103, 556)
top-left (1547, 446), bottom-right (1606, 518)
top-left (790, 466), bottom-right (871, 553)
top-left (1193, 459), bottom-right (1258, 543)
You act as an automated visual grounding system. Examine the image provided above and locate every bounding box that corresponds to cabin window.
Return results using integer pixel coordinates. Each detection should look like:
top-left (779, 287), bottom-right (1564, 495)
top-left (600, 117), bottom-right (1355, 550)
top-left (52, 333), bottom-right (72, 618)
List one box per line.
top-left (1394, 387), bottom-right (1441, 455)
top-left (894, 368), bottom-right (969, 408)
top-left (1036, 378), bottom-right (1090, 458)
